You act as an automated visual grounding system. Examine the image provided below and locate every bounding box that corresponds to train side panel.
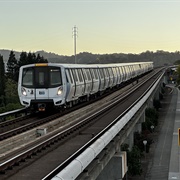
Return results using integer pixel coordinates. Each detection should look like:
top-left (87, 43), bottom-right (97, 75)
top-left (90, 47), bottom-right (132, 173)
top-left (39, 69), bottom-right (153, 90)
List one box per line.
top-left (18, 62), bottom-right (153, 111)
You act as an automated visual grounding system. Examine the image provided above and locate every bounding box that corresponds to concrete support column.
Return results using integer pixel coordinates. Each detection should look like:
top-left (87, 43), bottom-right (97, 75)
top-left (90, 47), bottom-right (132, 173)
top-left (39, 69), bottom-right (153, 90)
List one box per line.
top-left (155, 87), bottom-right (160, 101)
top-left (124, 130), bottom-right (134, 150)
top-left (140, 110), bottom-right (145, 123)
top-left (135, 122), bottom-right (142, 133)
top-left (147, 97), bottom-right (154, 108)
top-left (97, 151), bottom-right (127, 180)
top-left (135, 110), bottom-right (145, 133)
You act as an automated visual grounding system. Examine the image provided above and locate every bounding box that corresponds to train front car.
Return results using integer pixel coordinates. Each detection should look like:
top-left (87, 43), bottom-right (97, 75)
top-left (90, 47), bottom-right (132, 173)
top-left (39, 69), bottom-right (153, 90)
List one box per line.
top-left (18, 63), bottom-right (66, 111)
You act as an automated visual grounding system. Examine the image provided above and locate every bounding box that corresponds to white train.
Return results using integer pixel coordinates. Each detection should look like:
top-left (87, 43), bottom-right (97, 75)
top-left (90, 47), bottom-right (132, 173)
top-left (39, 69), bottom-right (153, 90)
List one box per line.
top-left (18, 62), bottom-right (153, 111)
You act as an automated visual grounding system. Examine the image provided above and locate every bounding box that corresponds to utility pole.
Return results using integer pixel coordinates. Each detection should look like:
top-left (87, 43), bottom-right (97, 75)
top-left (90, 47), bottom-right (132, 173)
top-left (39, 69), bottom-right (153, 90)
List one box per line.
top-left (72, 25), bottom-right (78, 64)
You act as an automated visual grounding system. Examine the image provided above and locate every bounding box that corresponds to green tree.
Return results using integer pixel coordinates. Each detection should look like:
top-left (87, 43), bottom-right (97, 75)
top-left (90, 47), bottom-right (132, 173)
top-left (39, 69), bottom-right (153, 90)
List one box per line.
top-left (6, 50), bottom-right (18, 81)
top-left (25, 52), bottom-right (48, 64)
top-left (121, 144), bottom-right (143, 176)
top-left (31, 53), bottom-right (37, 63)
top-left (27, 52), bottom-right (33, 64)
top-left (18, 51), bottom-right (28, 67)
top-left (128, 146), bottom-right (142, 176)
top-left (36, 53), bottom-right (48, 63)
top-left (0, 55), bottom-right (6, 106)
top-left (5, 78), bottom-right (20, 105)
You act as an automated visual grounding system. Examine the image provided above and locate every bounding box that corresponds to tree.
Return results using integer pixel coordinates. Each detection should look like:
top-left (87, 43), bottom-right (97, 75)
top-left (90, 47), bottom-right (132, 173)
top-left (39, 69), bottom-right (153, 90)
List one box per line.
top-left (25, 52), bottom-right (48, 64)
top-left (6, 50), bottom-right (18, 81)
top-left (128, 146), bottom-right (142, 176)
top-left (36, 53), bottom-right (48, 63)
top-left (5, 78), bottom-right (20, 105)
top-left (121, 144), bottom-right (143, 176)
top-left (27, 52), bottom-right (33, 64)
top-left (18, 51), bottom-right (28, 67)
top-left (0, 55), bottom-right (6, 106)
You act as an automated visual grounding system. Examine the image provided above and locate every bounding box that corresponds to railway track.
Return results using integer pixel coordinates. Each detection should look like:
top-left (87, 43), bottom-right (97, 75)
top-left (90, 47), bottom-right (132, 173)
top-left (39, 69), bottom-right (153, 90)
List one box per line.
top-left (0, 71), bottom-right (147, 141)
top-left (0, 68), bottom-right (165, 179)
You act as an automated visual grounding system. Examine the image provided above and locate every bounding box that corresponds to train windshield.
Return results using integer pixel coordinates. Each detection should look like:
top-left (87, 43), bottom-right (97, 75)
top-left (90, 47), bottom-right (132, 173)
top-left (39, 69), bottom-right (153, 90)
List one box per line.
top-left (22, 66), bottom-right (62, 88)
top-left (50, 68), bottom-right (62, 86)
top-left (22, 68), bottom-right (34, 87)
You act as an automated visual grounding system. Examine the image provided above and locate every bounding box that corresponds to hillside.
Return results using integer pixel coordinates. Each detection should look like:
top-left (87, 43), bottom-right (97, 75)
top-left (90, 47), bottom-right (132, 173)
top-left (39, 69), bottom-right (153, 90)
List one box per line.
top-left (0, 49), bottom-right (64, 62)
top-left (1, 49), bottom-right (179, 67)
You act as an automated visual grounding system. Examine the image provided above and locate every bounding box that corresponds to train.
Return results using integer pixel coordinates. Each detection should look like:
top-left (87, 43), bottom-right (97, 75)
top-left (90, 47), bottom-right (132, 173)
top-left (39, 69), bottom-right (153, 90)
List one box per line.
top-left (18, 62), bottom-right (153, 111)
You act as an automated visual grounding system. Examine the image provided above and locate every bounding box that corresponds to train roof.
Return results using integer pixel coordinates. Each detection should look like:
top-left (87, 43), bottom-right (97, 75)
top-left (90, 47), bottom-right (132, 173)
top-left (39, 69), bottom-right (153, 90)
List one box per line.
top-left (20, 62), bottom-right (153, 69)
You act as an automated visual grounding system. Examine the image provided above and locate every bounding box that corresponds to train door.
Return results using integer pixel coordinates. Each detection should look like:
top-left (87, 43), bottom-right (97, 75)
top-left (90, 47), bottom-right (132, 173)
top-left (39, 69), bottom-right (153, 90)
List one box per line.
top-left (117, 66), bottom-right (122, 84)
top-left (77, 68), bottom-right (85, 96)
top-left (112, 67), bottom-right (118, 86)
top-left (65, 69), bottom-right (75, 102)
top-left (71, 69), bottom-right (80, 98)
top-left (90, 68), bottom-right (99, 94)
top-left (99, 68), bottom-right (105, 91)
top-left (125, 66), bottom-right (129, 81)
top-left (129, 66), bottom-right (132, 79)
top-left (108, 67), bottom-right (113, 88)
top-left (82, 68), bottom-right (88, 95)
top-left (103, 68), bottom-right (109, 89)
top-left (116, 67), bottom-right (121, 85)
top-left (34, 66), bottom-right (49, 100)
top-left (121, 66), bottom-right (126, 82)
top-left (86, 69), bottom-right (93, 94)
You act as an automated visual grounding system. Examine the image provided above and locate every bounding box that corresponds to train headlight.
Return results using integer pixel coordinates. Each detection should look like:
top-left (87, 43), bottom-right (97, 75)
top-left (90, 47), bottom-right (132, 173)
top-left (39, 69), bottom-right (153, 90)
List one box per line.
top-left (57, 87), bottom-right (63, 95)
top-left (21, 87), bottom-right (27, 96)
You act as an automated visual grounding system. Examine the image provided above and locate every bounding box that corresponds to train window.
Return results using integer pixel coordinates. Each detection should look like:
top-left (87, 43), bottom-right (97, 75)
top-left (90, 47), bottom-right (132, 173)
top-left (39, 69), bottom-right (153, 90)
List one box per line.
top-left (77, 69), bottom-right (83, 82)
top-left (99, 69), bottom-right (102, 78)
top-left (116, 67), bottom-right (120, 76)
top-left (50, 68), bottom-right (62, 86)
top-left (22, 68), bottom-right (34, 87)
top-left (65, 69), bottom-right (70, 83)
top-left (33, 67), bottom-right (48, 88)
top-left (113, 67), bottom-right (117, 76)
top-left (39, 72), bottom-right (45, 85)
top-left (105, 68), bottom-right (109, 77)
top-left (103, 69), bottom-right (107, 77)
top-left (112, 68), bottom-right (114, 76)
top-left (108, 68), bottom-right (113, 76)
top-left (90, 69), bottom-right (95, 79)
top-left (99, 69), bottom-right (104, 78)
top-left (82, 69), bottom-right (87, 81)
top-left (86, 69), bottom-right (91, 80)
top-left (69, 69), bottom-right (74, 84)
top-left (65, 71), bottom-right (69, 83)
top-left (93, 69), bottom-right (98, 79)
top-left (72, 69), bottom-right (78, 82)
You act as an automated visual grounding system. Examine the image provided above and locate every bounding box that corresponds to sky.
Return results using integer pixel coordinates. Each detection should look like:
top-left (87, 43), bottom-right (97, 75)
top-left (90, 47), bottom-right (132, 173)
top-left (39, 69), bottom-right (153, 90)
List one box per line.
top-left (1, 0), bottom-right (180, 56)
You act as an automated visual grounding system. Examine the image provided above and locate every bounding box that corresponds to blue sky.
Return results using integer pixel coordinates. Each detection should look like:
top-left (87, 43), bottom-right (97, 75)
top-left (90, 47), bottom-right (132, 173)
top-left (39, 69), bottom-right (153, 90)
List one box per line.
top-left (1, 0), bottom-right (180, 55)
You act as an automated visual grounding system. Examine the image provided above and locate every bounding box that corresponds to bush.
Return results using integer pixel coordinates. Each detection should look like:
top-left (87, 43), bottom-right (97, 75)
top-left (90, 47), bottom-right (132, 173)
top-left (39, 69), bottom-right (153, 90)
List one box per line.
top-left (128, 146), bottom-right (142, 176)
top-left (121, 144), bottom-right (143, 176)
